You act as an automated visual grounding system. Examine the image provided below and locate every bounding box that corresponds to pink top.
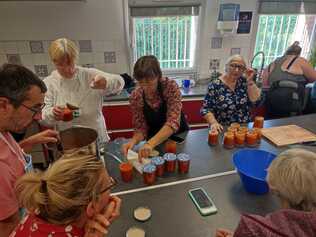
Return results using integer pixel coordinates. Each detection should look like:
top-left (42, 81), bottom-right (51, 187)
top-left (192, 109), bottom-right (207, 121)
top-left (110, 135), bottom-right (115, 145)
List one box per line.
top-left (234, 209), bottom-right (316, 237)
top-left (129, 77), bottom-right (182, 138)
top-left (10, 214), bottom-right (84, 237)
top-left (0, 132), bottom-right (25, 220)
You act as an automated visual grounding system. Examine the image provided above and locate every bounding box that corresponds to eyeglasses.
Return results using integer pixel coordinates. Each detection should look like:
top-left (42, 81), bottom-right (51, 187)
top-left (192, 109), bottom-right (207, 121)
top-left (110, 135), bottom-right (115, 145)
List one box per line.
top-left (99, 177), bottom-right (117, 194)
top-left (5, 96), bottom-right (45, 118)
top-left (20, 103), bottom-right (46, 118)
top-left (229, 63), bottom-right (246, 72)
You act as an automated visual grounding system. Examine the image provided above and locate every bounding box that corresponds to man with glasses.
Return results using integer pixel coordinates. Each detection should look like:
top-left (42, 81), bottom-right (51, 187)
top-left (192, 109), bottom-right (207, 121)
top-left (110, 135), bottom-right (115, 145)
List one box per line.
top-left (0, 64), bottom-right (58, 236)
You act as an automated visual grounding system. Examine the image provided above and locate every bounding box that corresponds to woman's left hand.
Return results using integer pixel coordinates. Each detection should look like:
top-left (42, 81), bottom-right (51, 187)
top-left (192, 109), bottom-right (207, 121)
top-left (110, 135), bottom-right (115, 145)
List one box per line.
top-left (90, 75), bottom-right (107, 90)
top-left (245, 68), bottom-right (256, 82)
top-left (138, 143), bottom-right (153, 162)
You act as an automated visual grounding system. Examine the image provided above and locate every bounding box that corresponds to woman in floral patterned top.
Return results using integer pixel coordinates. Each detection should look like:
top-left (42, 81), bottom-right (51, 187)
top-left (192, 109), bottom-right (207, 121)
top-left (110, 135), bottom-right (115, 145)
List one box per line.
top-left (10, 152), bottom-right (121, 237)
top-left (122, 55), bottom-right (189, 160)
top-left (200, 55), bottom-right (261, 132)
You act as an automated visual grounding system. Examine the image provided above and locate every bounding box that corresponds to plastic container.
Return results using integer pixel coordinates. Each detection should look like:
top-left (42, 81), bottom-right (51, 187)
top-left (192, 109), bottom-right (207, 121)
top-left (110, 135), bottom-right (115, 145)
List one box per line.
top-left (119, 162), bottom-right (133, 182)
top-left (163, 153), bottom-right (177, 172)
top-left (177, 153), bottom-right (190, 173)
top-left (143, 164), bottom-right (156, 185)
top-left (232, 149), bottom-right (276, 194)
top-left (151, 156), bottom-right (165, 177)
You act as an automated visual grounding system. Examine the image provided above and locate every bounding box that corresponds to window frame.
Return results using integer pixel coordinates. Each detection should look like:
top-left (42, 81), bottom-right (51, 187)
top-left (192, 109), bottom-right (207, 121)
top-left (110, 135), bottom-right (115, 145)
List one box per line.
top-left (123, 0), bottom-right (206, 78)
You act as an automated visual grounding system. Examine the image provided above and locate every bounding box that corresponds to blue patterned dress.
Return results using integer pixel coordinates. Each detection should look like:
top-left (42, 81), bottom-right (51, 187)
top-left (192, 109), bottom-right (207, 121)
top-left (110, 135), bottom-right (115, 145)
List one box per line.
top-left (200, 77), bottom-right (261, 125)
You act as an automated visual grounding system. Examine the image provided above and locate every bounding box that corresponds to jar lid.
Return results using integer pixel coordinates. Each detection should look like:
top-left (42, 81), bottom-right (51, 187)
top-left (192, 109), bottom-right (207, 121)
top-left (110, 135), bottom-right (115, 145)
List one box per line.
top-left (126, 226), bottom-right (145, 237)
top-left (151, 156), bottom-right (165, 166)
top-left (177, 153), bottom-right (190, 162)
top-left (143, 164), bottom-right (156, 173)
top-left (163, 153), bottom-right (177, 161)
top-left (134, 206), bottom-right (151, 222)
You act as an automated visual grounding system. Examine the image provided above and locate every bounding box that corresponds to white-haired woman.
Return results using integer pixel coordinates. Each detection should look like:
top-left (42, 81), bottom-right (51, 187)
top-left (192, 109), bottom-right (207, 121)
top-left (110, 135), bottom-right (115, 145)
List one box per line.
top-left (200, 55), bottom-right (261, 132)
top-left (216, 148), bottom-right (316, 237)
top-left (42, 38), bottom-right (124, 143)
top-left (10, 152), bottom-right (121, 237)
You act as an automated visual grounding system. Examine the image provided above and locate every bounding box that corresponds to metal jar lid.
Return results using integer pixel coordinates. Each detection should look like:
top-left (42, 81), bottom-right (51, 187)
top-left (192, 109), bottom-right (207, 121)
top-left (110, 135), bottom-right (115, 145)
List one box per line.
top-left (143, 164), bottom-right (156, 173)
top-left (126, 226), bottom-right (145, 237)
top-left (151, 156), bottom-right (165, 166)
top-left (163, 153), bottom-right (177, 161)
top-left (134, 206), bottom-right (151, 222)
top-left (177, 153), bottom-right (190, 162)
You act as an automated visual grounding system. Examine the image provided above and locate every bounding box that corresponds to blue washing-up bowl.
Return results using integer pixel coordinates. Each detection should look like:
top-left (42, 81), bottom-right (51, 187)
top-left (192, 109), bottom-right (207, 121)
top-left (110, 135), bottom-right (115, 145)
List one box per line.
top-left (233, 149), bottom-right (277, 195)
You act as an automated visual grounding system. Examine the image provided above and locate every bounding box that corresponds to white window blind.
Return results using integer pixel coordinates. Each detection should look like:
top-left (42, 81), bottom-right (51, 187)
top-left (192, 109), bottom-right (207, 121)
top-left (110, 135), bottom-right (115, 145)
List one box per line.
top-left (258, 0), bottom-right (316, 14)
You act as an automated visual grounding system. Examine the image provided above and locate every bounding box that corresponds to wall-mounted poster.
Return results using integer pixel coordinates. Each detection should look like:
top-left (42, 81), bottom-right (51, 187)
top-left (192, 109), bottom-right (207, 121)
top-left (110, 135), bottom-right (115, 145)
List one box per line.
top-left (237, 11), bottom-right (252, 34)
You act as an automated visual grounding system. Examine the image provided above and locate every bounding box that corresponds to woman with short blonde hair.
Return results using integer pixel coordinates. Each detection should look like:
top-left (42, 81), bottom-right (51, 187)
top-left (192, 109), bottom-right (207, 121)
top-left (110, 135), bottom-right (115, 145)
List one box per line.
top-left (11, 153), bottom-right (121, 237)
top-left (216, 149), bottom-right (316, 237)
top-left (42, 38), bottom-right (125, 143)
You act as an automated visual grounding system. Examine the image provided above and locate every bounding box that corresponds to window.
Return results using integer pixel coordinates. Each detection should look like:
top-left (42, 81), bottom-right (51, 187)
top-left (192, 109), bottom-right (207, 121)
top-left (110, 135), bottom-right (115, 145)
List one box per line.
top-left (133, 16), bottom-right (198, 70)
top-left (253, 15), bottom-right (316, 68)
top-left (128, 4), bottom-right (201, 75)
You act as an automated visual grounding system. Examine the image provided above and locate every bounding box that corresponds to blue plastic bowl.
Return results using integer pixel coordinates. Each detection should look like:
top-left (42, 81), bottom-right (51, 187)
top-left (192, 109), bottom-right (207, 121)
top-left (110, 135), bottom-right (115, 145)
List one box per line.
top-left (232, 149), bottom-right (277, 195)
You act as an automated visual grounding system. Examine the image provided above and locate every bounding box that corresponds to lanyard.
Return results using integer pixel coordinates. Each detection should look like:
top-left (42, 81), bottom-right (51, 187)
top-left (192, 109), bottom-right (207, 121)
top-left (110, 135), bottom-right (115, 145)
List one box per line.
top-left (0, 132), bottom-right (26, 166)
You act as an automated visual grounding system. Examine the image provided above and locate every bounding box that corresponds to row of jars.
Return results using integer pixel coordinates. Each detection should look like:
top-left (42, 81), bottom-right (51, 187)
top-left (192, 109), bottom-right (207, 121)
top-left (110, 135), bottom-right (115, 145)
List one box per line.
top-left (143, 153), bottom-right (191, 185)
top-left (208, 119), bottom-right (263, 149)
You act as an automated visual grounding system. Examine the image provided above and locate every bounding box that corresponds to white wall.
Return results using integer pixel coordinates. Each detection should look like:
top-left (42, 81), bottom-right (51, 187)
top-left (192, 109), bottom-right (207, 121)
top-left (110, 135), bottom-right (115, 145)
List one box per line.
top-left (0, 0), bottom-right (259, 79)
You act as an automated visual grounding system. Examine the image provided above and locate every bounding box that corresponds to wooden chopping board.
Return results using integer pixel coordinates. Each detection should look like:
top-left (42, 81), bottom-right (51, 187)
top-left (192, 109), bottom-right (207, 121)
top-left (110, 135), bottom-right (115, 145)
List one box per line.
top-left (262, 125), bottom-right (316, 146)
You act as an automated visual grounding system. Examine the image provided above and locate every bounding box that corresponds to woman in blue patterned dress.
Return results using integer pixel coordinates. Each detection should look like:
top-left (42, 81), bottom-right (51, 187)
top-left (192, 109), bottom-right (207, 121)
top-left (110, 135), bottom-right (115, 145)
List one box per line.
top-left (201, 55), bottom-right (261, 132)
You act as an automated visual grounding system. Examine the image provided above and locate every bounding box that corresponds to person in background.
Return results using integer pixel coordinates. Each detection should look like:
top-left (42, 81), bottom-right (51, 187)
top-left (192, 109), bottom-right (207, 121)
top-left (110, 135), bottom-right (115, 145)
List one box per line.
top-left (11, 152), bottom-right (121, 237)
top-left (122, 55), bottom-right (189, 160)
top-left (262, 41), bottom-right (316, 88)
top-left (42, 38), bottom-right (125, 143)
top-left (200, 55), bottom-right (261, 132)
top-left (216, 148), bottom-right (316, 237)
top-left (0, 64), bottom-right (58, 237)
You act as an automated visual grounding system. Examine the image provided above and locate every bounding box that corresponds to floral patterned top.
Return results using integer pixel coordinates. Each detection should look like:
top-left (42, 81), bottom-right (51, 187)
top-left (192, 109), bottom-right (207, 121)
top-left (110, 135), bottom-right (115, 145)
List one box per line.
top-left (200, 77), bottom-right (260, 125)
top-left (129, 77), bottom-right (182, 138)
top-left (10, 214), bottom-right (84, 237)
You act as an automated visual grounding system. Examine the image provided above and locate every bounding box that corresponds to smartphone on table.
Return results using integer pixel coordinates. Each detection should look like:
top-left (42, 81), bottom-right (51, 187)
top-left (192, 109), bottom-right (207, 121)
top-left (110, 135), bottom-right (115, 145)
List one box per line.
top-left (188, 187), bottom-right (217, 216)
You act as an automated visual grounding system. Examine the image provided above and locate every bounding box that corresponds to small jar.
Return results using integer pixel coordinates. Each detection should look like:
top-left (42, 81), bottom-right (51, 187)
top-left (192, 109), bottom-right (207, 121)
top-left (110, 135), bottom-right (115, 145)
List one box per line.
top-left (253, 116), bottom-right (264, 128)
top-left (151, 156), bottom-right (165, 177)
top-left (223, 132), bottom-right (235, 149)
top-left (177, 153), bottom-right (190, 174)
top-left (253, 128), bottom-right (262, 144)
top-left (246, 130), bottom-right (258, 147)
top-left (119, 162), bottom-right (133, 182)
top-left (235, 131), bottom-right (246, 147)
top-left (230, 122), bottom-right (240, 129)
top-left (62, 107), bottom-right (73, 121)
top-left (238, 126), bottom-right (248, 134)
top-left (164, 140), bottom-right (177, 153)
top-left (143, 164), bottom-right (156, 185)
top-left (163, 153), bottom-right (177, 172)
top-left (208, 130), bottom-right (219, 146)
top-left (227, 126), bottom-right (238, 135)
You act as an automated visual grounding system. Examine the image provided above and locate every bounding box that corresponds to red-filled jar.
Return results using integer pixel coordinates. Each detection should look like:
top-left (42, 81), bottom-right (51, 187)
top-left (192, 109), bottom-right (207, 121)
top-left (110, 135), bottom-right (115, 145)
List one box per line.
top-left (253, 116), bottom-right (264, 128)
top-left (208, 130), bottom-right (218, 146)
top-left (223, 132), bottom-right (235, 149)
top-left (119, 162), bottom-right (133, 182)
top-left (163, 153), bottom-right (177, 172)
top-left (253, 128), bottom-right (262, 144)
top-left (235, 131), bottom-right (246, 147)
top-left (177, 153), bottom-right (190, 174)
top-left (143, 164), bottom-right (156, 185)
top-left (164, 140), bottom-right (177, 153)
top-left (62, 107), bottom-right (73, 121)
top-left (246, 130), bottom-right (257, 147)
top-left (151, 156), bottom-right (165, 177)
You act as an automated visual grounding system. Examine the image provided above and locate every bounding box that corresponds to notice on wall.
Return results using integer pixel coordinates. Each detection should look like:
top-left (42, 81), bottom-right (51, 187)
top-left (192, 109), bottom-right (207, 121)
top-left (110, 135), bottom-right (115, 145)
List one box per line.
top-left (237, 11), bottom-right (252, 34)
